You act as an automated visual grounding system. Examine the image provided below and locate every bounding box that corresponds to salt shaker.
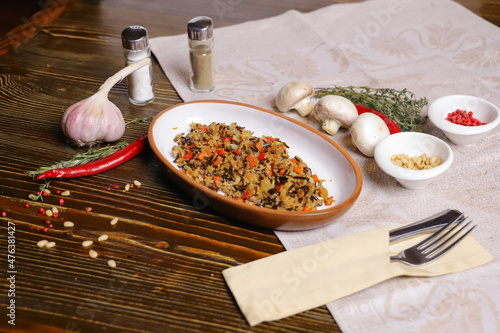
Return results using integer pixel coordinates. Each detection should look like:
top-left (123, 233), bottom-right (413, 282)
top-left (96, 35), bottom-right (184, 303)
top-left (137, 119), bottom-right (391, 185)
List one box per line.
top-left (187, 16), bottom-right (215, 92)
top-left (121, 25), bottom-right (155, 105)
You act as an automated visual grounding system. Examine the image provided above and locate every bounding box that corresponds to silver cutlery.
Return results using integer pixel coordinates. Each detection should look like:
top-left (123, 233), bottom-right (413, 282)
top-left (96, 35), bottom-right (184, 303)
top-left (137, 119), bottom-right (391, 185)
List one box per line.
top-left (390, 214), bottom-right (476, 266)
top-left (389, 208), bottom-right (463, 242)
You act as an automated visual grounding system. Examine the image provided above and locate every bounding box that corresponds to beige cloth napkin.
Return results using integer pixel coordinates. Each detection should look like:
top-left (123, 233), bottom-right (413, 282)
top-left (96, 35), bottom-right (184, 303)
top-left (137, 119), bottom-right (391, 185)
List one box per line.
top-left (222, 226), bottom-right (493, 326)
top-left (151, 0), bottom-right (500, 331)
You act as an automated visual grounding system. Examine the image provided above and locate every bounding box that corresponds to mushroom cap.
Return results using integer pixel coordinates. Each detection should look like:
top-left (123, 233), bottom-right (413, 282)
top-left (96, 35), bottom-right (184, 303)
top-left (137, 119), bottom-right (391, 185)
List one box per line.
top-left (351, 112), bottom-right (390, 157)
top-left (275, 81), bottom-right (315, 112)
top-left (312, 95), bottom-right (358, 127)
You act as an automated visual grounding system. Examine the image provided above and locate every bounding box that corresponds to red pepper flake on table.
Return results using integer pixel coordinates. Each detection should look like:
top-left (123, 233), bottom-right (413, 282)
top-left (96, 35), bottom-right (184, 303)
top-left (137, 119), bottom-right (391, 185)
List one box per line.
top-left (23, 131), bottom-right (148, 267)
top-left (446, 109), bottom-right (485, 126)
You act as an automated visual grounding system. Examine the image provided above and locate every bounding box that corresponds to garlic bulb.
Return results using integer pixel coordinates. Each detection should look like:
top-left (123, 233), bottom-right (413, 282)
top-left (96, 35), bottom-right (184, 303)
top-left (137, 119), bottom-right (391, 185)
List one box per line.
top-left (61, 58), bottom-right (151, 147)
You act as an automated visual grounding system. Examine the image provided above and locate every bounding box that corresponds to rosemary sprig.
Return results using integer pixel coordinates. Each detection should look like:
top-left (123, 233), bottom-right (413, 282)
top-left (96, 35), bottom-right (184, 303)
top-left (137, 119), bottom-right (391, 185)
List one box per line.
top-left (27, 141), bottom-right (129, 177)
top-left (315, 86), bottom-right (428, 132)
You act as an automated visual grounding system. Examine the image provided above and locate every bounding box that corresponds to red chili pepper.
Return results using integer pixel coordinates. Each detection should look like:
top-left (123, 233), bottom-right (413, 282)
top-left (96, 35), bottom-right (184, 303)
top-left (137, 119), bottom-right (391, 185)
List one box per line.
top-left (36, 134), bottom-right (148, 180)
top-left (183, 150), bottom-right (194, 160)
top-left (265, 136), bottom-right (275, 143)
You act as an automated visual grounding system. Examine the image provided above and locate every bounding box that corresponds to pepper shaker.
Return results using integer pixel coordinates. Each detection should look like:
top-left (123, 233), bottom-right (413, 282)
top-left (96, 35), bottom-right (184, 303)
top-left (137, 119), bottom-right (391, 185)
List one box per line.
top-left (188, 16), bottom-right (215, 92)
top-left (121, 25), bottom-right (155, 105)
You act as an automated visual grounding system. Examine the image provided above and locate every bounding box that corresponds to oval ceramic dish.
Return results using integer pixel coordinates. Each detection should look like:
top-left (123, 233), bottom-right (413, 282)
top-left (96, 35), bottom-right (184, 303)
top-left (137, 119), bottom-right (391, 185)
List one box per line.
top-left (148, 100), bottom-right (363, 231)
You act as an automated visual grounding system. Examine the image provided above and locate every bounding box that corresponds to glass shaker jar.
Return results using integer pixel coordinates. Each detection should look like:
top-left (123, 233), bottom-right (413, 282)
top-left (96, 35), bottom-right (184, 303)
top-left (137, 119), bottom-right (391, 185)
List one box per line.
top-left (187, 16), bottom-right (215, 92)
top-left (121, 25), bottom-right (155, 105)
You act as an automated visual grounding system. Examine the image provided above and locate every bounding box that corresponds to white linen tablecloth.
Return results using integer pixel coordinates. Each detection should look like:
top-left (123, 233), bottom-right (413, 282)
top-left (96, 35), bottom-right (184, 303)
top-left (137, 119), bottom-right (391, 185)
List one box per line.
top-left (151, 0), bottom-right (500, 331)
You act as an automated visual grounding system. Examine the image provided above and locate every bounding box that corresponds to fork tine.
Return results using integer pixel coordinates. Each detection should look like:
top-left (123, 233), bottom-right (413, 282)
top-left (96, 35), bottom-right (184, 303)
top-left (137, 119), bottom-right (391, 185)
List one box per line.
top-left (415, 214), bottom-right (465, 249)
top-left (420, 216), bottom-right (467, 252)
top-left (426, 222), bottom-right (476, 261)
top-left (390, 214), bottom-right (477, 266)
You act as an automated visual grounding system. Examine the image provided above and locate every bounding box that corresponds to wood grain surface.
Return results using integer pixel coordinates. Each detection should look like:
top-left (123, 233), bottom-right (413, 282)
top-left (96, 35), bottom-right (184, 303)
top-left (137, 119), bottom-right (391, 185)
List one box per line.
top-left (1, 1), bottom-right (499, 332)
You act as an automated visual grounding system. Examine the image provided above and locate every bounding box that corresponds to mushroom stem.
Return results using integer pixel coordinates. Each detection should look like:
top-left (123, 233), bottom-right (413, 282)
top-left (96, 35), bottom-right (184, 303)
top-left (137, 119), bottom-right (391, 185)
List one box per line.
top-left (293, 97), bottom-right (314, 117)
top-left (322, 118), bottom-right (342, 135)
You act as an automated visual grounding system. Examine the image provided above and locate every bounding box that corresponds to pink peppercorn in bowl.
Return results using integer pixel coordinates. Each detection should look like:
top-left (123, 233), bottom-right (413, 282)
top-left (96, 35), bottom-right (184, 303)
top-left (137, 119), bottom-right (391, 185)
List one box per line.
top-left (428, 95), bottom-right (500, 146)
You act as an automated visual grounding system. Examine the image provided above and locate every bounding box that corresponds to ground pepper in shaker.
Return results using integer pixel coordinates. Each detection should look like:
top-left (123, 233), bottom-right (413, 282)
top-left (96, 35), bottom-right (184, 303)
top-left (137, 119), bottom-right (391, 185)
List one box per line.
top-left (188, 16), bottom-right (215, 92)
top-left (121, 25), bottom-right (155, 105)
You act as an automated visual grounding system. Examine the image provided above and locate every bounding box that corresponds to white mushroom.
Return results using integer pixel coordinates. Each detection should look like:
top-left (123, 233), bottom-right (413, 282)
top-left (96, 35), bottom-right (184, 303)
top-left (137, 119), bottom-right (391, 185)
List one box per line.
top-left (350, 112), bottom-right (390, 157)
top-left (275, 81), bottom-right (315, 117)
top-left (311, 95), bottom-right (358, 135)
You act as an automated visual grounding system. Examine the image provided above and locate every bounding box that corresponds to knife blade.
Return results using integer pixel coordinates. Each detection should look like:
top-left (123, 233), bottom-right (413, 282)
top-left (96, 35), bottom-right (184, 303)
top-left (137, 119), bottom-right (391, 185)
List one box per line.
top-left (389, 209), bottom-right (463, 242)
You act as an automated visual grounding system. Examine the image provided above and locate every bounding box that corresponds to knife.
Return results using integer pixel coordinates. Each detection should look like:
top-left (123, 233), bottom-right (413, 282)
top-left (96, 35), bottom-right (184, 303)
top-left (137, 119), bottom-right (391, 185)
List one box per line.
top-left (389, 209), bottom-right (463, 242)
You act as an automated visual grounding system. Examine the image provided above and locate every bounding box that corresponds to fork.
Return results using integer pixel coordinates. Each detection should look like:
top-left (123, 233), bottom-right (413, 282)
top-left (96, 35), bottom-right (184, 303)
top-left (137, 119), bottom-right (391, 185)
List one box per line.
top-left (390, 214), bottom-right (476, 266)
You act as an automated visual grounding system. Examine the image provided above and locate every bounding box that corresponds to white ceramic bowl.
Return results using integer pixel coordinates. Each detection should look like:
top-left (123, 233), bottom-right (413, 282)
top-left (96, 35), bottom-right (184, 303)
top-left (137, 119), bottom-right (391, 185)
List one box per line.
top-left (428, 95), bottom-right (500, 145)
top-left (374, 132), bottom-right (453, 190)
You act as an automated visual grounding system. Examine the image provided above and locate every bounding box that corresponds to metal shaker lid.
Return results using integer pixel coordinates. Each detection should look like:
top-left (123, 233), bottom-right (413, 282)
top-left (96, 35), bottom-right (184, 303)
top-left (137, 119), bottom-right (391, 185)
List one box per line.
top-left (121, 25), bottom-right (149, 50)
top-left (187, 16), bottom-right (213, 40)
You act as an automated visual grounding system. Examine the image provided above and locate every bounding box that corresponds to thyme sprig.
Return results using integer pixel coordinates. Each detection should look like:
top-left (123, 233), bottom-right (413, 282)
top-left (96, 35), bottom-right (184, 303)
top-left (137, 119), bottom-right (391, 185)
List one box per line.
top-left (28, 180), bottom-right (51, 201)
top-left (27, 141), bottom-right (129, 178)
top-left (315, 86), bottom-right (428, 132)
top-left (125, 116), bottom-right (154, 128)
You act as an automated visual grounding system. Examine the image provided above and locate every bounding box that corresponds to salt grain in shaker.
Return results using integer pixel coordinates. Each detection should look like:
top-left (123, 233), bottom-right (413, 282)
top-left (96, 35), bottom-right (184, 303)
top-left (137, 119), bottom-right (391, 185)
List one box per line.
top-left (188, 16), bottom-right (215, 92)
top-left (121, 25), bottom-right (155, 105)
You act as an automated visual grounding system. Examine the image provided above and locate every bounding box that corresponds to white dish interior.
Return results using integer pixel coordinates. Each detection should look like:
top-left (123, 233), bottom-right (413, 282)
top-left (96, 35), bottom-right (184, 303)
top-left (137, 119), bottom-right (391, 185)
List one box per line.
top-left (151, 101), bottom-right (360, 209)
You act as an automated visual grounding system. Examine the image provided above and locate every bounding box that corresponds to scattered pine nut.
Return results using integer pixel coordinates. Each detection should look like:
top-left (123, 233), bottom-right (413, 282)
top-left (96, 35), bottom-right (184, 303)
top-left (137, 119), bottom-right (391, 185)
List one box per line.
top-left (82, 240), bottom-right (93, 247)
top-left (52, 206), bottom-right (59, 214)
top-left (124, 183), bottom-right (130, 192)
top-left (61, 190), bottom-right (71, 196)
top-left (89, 249), bottom-right (98, 258)
top-left (37, 240), bottom-right (48, 247)
top-left (110, 218), bottom-right (118, 226)
top-left (46, 241), bottom-right (56, 248)
top-left (45, 209), bottom-right (53, 217)
top-left (98, 234), bottom-right (109, 242)
top-left (133, 180), bottom-right (142, 187)
top-left (43, 189), bottom-right (51, 195)
top-left (63, 221), bottom-right (75, 228)
top-left (107, 260), bottom-right (117, 268)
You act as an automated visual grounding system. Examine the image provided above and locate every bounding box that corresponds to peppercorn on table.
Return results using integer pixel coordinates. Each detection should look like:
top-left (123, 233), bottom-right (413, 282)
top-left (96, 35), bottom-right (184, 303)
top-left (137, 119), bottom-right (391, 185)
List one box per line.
top-left (1, 1), bottom-right (499, 333)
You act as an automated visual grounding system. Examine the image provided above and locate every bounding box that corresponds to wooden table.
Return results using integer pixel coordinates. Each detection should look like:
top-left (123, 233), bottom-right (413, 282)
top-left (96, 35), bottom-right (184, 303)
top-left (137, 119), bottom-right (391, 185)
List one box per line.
top-left (1, 1), bottom-right (499, 332)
